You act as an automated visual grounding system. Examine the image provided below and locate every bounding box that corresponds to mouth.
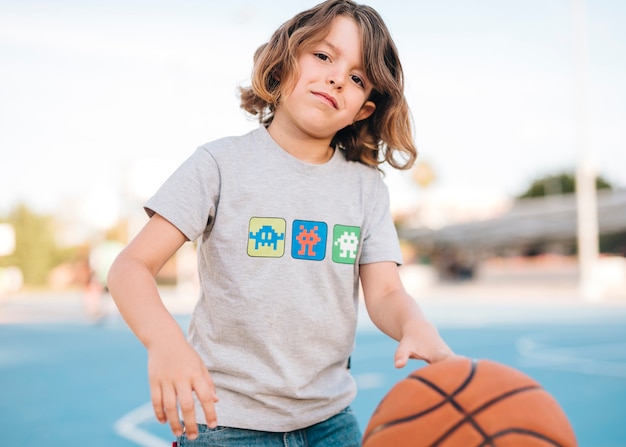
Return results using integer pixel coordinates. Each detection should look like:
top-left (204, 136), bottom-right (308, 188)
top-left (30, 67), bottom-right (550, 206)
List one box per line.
top-left (313, 91), bottom-right (337, 109)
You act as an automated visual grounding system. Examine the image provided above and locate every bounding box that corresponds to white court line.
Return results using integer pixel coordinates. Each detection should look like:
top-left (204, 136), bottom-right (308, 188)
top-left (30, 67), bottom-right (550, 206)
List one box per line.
top-left (114, 402), bottom-right (171, 447)
top-left (517, 336), bottom-right (626, 379)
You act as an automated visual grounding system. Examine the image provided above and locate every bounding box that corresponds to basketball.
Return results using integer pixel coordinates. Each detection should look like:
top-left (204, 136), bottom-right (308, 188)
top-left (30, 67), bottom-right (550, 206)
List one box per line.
top-left (362, 357), bottom-right (577, 447)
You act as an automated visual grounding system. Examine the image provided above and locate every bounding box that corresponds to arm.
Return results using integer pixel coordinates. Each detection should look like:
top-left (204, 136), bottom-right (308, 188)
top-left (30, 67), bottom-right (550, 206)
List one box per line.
top-left (107, 213), bottom-right (217, 440)
top-left (360, 261), bottom-right (456, 367)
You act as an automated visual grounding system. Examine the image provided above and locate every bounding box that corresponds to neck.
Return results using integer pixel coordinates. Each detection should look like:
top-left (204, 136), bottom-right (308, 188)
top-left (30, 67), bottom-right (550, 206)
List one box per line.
top-left (266, 121), bottom-right (335, 164)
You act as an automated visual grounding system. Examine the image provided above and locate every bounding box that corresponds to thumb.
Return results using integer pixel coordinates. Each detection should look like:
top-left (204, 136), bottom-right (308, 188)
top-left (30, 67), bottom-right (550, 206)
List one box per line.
top-left (394, 341), bottom-right (411, 369)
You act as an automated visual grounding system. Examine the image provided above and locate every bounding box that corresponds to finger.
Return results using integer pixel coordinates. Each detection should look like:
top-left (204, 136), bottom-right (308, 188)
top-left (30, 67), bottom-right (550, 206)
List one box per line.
top-left (193, 371), bottom-right (219, 428)
top-left (394, 344), bottom-right (410, 369)
top-left (149, 381), bottom-right (166, 424)
top-left (161, 384), bottom-right (183, 437)
top-left (177, 385), bottom-right (198, 441)
top-left (394, 340), bottom-right (413, 368)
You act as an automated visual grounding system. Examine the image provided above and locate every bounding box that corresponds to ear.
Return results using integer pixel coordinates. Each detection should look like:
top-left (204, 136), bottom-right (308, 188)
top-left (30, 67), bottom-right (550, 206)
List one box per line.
top-left (353, 100), bottom-right (376, 123)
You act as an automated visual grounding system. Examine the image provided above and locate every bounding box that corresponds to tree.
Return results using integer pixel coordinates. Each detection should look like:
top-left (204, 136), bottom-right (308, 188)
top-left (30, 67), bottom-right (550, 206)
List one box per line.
top-left (518, 172), bottom-right (612, 199)
top-left (0, 205), bottom-right (67, 286)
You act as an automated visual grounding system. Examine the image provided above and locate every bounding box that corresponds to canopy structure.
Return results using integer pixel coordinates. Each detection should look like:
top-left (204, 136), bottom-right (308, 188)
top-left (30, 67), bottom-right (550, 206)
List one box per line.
top-left (400, 189), bottom-right (626, 252)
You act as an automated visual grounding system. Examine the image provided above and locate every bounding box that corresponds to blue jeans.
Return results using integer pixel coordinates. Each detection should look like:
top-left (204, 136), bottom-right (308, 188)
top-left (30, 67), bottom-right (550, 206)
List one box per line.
top-left (176, 407), bottom-right (361, 447)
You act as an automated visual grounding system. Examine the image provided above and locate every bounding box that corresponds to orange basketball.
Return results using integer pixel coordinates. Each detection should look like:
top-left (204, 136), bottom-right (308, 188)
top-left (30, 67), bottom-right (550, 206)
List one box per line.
top-left (362, 358), bottom-right (577, 447)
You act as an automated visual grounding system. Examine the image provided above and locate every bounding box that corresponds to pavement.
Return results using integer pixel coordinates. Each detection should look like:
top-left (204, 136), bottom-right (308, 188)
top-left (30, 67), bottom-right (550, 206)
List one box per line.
top-left (1, 276), bottom-right (626, 446)
top-left (1, 272), bottom-right (624, 326)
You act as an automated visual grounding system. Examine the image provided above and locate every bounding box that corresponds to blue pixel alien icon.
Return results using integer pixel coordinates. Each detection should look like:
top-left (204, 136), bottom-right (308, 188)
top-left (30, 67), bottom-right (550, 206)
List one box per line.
top-left (248, 217), bottom-right (286, 258)
top-left (250, 225), bottom-right (285, 250)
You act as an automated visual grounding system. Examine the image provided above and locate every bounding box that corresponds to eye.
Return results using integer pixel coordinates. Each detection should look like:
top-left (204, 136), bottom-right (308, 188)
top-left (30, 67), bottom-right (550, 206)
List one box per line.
top-left (351, 74), bottom-right (364, 87)
top-left (314, 53), bottom-right (330, 62)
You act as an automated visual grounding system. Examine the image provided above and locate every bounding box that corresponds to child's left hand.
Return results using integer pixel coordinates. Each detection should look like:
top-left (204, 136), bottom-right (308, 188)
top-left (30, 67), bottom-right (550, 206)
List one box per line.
top-left (393, 323), bottom-right (460, 368)
top-left (359, 262), bottom-right (462, 369)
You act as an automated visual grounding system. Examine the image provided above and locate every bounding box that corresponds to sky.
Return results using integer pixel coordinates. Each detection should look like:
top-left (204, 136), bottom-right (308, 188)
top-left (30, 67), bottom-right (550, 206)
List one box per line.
top-left (1, 0), bottom-right (625, 232)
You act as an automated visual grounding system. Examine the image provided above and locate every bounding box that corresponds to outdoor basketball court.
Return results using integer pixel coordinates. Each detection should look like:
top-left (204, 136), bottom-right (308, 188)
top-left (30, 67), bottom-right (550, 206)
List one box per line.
top-left (1, 294), bottom-right (625, 446)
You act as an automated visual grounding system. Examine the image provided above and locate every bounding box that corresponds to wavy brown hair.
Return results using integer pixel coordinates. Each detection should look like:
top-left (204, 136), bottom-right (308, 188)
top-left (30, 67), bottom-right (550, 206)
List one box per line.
top-left (239, 0), bottom-right (417, 170)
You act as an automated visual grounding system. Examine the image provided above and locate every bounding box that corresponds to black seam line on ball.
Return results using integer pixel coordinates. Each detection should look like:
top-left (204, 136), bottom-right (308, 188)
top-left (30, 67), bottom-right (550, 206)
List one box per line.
top-left (479, 427), bottom-right (565, 447)
top-left (431, 384), bottom-right (542, 447)
top-left (363, 359), bottom-right (479, 443)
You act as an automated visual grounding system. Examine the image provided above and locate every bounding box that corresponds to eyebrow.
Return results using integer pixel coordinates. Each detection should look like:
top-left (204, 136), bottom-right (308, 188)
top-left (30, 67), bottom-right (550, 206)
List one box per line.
top-left (316, 39), bottom-right (342, 57)
top-left (320, 39), bottom-right (365, 71)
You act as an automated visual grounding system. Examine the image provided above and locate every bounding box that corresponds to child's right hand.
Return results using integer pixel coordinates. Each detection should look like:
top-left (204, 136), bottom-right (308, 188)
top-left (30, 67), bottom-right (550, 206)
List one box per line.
top-left (147, 338), bottom-right (219, 441)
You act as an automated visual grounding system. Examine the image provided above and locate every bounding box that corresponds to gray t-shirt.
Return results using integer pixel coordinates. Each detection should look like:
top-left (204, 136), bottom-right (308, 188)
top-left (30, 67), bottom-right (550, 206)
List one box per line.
top-left (145, 126), bottom-right (402, 431)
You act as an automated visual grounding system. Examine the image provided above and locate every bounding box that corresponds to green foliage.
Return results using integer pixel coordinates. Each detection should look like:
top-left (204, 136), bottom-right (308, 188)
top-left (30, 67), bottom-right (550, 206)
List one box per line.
top-left (600, 231), bottom-right (626, 255)
top-left (0, 204), bottom-right (69, 286)
top-left (518, 172), bottom-right (612, 199)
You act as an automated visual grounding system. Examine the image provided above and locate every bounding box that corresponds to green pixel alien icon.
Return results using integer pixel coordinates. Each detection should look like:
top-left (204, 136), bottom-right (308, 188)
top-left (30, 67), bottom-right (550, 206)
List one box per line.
top-left (332, 225), bottom-right (360, 264)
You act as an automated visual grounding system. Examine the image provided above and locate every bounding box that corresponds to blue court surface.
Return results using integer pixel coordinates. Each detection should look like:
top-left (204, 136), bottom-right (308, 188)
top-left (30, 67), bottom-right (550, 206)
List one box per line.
top-left (1, 296), bottom-right (625, 446)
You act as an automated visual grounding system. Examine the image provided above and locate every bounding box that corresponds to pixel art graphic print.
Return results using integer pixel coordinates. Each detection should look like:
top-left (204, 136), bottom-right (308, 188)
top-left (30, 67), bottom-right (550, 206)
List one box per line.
top-left (291, 220), bottom-right (327, 261)
top-left (332, 225), bottom-right (361, 264)
top-left (248, 217), bottom-right (286, 258)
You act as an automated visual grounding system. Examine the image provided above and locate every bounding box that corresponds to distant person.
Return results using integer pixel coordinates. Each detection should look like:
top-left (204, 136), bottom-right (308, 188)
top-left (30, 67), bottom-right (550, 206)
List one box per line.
top-left (84, 240), bottom-right (122, 321)
top-left (107, 1), bottom-right (458, 445)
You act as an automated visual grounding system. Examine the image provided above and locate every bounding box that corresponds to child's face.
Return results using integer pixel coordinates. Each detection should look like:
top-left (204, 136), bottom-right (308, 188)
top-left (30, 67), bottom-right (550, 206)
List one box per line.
top-left (275, 15), bottom-right (376, 141)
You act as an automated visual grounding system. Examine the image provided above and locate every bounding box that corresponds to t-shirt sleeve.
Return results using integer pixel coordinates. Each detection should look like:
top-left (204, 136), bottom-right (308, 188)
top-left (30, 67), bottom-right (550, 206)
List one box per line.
top-left (358, 173), bottom-right (403, 266)
top-left (144, 146), bottom-right (220, 242)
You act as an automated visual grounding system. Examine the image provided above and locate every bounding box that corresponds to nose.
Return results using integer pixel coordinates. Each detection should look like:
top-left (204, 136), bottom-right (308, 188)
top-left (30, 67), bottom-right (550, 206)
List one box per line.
top-left (329, 79), bottom-right (342, 90)
top-left (328, 71), bottom-right (344, 90)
